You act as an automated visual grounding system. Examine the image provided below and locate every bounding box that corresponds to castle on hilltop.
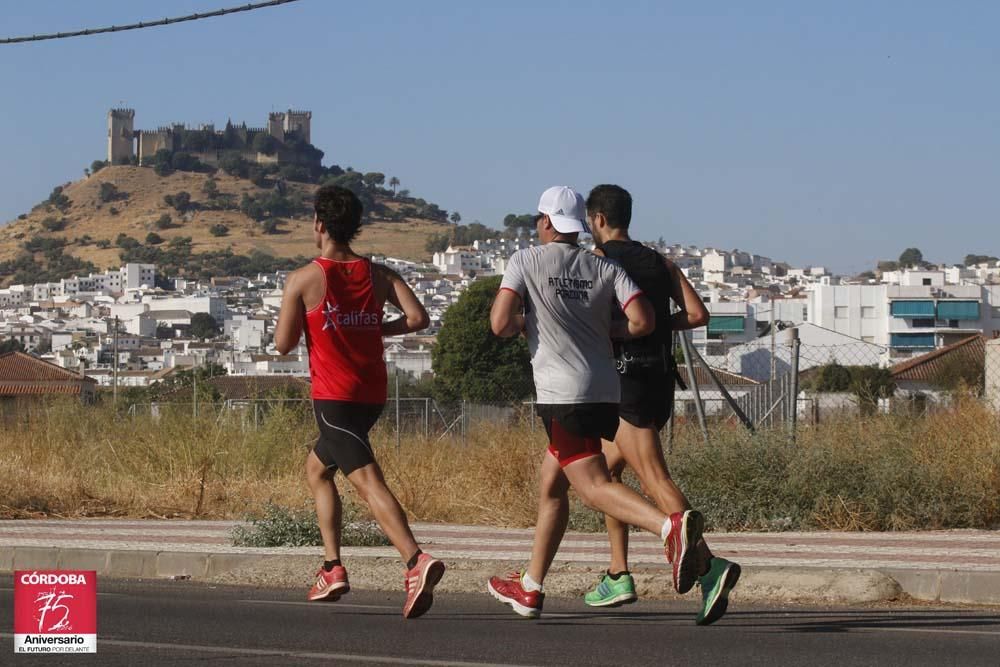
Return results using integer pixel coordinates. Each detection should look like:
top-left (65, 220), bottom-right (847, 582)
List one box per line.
top-left (107, 108), bottom-right (316, 167)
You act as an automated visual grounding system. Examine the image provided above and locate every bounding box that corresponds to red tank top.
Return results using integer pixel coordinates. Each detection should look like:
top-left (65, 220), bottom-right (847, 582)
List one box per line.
top-left (304, 257), bottom-right (387, 403)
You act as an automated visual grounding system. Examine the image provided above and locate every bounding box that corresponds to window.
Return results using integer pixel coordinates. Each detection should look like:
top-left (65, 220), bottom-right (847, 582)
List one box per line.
top-left (834, 306), bottom-right (848, 319)
top-left (922, 278), bottom-right (932, 286)
top-left (861, 307), bottom-right (875, 319)
top-left (912, 318), bottom-right (935, 328)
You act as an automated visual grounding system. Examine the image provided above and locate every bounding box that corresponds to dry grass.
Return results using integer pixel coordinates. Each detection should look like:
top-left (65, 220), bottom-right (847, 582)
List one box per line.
top-left (1, 398), bottom-right (998, 531)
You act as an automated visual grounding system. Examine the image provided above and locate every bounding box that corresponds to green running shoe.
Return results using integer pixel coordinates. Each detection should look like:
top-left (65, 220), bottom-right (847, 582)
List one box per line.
top-left (696, 558), bottom-right (741, 626)
top-left (583, 572), bottom-right (638, 607)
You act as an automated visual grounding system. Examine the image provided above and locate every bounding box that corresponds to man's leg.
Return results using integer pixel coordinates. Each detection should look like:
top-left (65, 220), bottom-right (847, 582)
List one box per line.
top-left (562, 454), bottom-right (666, 536)
top-left (346, 462), bottom-right (420, 563)
top-left (600, 440), bottom-right (630, 574)
top-left (347, 461), bottom-right (445, 619)
top-left (306, 450), bottom-right (342, 562)
top-left (524, 452), bottom-right (570, 585)
top-left (614, 419), bottom-right (714, 568)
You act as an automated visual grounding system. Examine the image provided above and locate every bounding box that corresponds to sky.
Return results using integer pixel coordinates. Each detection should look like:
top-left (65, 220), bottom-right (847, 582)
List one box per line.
top-left (1, 0), bottom-right (998, 274)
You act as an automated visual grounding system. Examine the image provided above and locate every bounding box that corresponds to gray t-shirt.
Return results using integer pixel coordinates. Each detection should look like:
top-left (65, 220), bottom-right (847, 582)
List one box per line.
top-left (499, 242), bottom-right (643, 404)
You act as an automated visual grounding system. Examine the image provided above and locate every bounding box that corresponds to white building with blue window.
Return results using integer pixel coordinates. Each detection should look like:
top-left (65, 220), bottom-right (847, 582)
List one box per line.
top-left (809, 274), bottom-right (1000, 361)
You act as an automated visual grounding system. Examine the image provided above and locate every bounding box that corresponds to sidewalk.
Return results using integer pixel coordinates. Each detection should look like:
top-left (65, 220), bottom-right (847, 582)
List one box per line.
top-left (3, 520), bottom-right (999, 605)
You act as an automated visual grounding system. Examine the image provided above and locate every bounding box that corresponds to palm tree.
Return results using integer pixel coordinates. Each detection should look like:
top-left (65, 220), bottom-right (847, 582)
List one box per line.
top-left (389, 176), bottom-right (400, 195)
top-left (450, 211), bottom-right (462, 224)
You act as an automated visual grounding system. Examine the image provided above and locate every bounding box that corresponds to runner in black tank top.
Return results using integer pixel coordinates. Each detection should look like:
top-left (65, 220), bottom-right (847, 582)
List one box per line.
top-left (586, 184), bottom-right (741, 626)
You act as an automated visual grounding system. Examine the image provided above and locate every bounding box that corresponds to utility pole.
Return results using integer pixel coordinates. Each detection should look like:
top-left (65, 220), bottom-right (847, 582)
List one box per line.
top-left (112, 316), bottom-right (119, 406)
top-left (769, 301), bottom-right (776, 383)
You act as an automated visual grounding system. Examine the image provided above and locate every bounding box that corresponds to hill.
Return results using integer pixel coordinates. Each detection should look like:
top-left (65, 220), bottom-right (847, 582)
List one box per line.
top-left (0, 166), bottom-right (453, 286)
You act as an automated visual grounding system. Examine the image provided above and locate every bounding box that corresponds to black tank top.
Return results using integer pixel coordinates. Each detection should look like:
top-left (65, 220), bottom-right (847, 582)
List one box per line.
top-left (599, 240), bottom-right (674, 357)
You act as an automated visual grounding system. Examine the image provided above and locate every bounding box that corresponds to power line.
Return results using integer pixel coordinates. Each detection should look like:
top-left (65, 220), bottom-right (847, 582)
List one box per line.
top-left (1, 0), bottom-right (302, 45)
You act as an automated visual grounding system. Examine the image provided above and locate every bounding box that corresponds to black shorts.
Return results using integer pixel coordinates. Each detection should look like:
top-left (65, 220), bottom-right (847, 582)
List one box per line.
top-left (536, 403), bottom-right (620, 467)
top-left (619, 370), bottom-right (676, 431)
top-left (312, 400), bottom-right (384, 475)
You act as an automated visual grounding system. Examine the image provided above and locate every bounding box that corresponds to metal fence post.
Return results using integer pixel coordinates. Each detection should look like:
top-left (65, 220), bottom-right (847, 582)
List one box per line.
top-left (786, 328), bottom-right (801, 441)
top-left (679, 331), bottom-right (710, 445)
top-left (395, 367), bottom-right (401, 452)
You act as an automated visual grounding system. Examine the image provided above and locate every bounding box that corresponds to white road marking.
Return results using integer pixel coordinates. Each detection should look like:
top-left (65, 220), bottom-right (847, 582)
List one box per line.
top-left (0, 632), bottom-right (540, 666)
top-left (853, 626), bottom-right (1000, 637)
top-left (240, 599), bottom-right (396, 610)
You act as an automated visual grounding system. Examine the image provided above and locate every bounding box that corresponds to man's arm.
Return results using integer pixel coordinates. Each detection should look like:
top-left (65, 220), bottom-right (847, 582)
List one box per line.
top-left (664, 257), bottom-right (709, 330)
top-left (274, 270), bottom-right (306, 355)
top-left (381, 266), bottom-right (430, 336)
top-left (490, 288), bottom-right (525, 338)
top-left (615, 294), bottom-right (655, 339)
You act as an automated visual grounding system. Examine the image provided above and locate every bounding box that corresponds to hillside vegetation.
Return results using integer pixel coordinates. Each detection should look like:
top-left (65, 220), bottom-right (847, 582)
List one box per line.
top-left (0, 165), bottom-right (453, 286)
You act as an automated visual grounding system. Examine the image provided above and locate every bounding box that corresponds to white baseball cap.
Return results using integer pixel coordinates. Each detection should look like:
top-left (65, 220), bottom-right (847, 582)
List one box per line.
top-left (537, 186), bottom-right (589, 234)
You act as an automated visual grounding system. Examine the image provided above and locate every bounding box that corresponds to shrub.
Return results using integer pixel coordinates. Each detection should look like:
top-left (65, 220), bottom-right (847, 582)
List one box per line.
top-left (99, 182), bottom-right (121, 203)
top-left (146, 232), bottom-right (164, 245)
top-left (231, 502), bottom-right (390, 547)
top-left (96, 239), bottom-right (111, 249)
top-left (209, 224), bottom-right (229, 237)
top-left (41, 217), bottom-right (67, 232)
top-left (155, 214), bottom-right (173, 230)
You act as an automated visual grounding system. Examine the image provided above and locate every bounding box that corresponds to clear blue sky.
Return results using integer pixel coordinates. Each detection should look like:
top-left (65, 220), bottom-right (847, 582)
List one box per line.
top-left (2, 1), bottom-right (998, 273)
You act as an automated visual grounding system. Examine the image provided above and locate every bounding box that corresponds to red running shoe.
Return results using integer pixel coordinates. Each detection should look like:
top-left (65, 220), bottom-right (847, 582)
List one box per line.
top-left (307, 564), bottom-right (349, 601)
top-left (403, 553), bottom-right (446, 619)
top-left (665, 510), bottom-right (705, 595)
top-left (487, 572), bottom-right (543, 619)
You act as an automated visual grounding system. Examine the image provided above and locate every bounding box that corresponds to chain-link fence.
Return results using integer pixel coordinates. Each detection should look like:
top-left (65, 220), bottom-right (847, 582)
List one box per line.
top-left (124, 333), bottom-right (1000, 442)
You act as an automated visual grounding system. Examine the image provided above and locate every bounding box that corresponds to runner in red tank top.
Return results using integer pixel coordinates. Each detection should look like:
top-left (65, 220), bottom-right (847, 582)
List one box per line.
top-left (275, 186), bottom-right (445, 618)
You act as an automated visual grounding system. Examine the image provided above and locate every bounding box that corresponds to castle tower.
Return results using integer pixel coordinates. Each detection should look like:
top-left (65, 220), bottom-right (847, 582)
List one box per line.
top-left (283, 110), bottom-right (311, 144)
top-left (267, 112), bottom-right (284, 141)
top-left (108, 108), bottom-right (135, 164)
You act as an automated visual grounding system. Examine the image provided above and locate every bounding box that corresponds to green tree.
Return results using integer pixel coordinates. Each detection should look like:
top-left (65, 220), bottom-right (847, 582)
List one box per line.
top-left (99, 182), bottom-right (120, 203)
top-left (47, 186), bottom-right (71, 212)
top-left (151, 149), bottom-right (174, 176)
top-left (389, 176), bottom-right (400, 195)
top-left (90, 160), bottom-right (109, 175)
top-left (202, 177), bottom-right (219, 199)
top-left (252, 133), bottom-right (279, 155)
top-left (809, 363), bottom-right (852, 392)
top-left (155, 214), bottom-right (173, 230)
top-left (898, 248), bottom-right (924, 267)
top-left (0, 338), bottom-right (25, 354)
top-left (425, 233), bottom-right (450, 254)
top-left (964, 254), bottom-right (999, 267)
top-left (209, 224), bottom-right (229, 237)
top-left (503, 213), bottom-right (536, 233)
top-left (432, 276), bottom-right (533, 403)
top-left (450, 211), bottom-right (462, 225)
top-left (849, 366), bottom-right (895, 415)
top-left (165, 191), bottom-right (191, 212)
top-left (190, 313), bottom-right (221, 340)
top-left (145, 232), bottom-right (164, 245)
top-left (41, 217), bottom-right (67, 232)
top-left (363, 172), bottom-right (386, 191)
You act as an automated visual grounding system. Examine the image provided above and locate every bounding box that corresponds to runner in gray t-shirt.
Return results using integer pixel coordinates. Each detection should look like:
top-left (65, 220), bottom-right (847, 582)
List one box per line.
top-left (499, 241), bottom-right (643, 404)
top-left (486, 186), bottom-right (703, 620)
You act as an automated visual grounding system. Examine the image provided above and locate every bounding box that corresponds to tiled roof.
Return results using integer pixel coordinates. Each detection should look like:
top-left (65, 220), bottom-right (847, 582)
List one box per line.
top-left (891, 334), bottom-right (987, 382)
top-left (0, 351), bottom-right (96, 396)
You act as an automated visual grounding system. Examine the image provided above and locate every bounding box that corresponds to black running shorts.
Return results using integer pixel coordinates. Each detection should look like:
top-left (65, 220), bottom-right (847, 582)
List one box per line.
top-left (619, 369), bottom-right (676, 431)
top-left (536, 403), bottom-right (620, 467)
top-left (312, 400), bottom-right (384, 475)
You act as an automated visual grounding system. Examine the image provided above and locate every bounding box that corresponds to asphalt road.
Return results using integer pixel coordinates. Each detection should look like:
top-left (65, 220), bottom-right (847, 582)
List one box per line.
top-left (2, 575), bottom-right (998, 666)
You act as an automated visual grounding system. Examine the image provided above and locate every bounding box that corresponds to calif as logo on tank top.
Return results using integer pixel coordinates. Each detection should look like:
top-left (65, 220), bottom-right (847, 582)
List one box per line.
top-left (321, 300), bottom-right (380, 332)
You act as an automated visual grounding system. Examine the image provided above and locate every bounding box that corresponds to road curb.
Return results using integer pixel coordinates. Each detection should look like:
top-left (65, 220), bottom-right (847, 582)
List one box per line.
top-left (4, 545), bottom-right (998, 606)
